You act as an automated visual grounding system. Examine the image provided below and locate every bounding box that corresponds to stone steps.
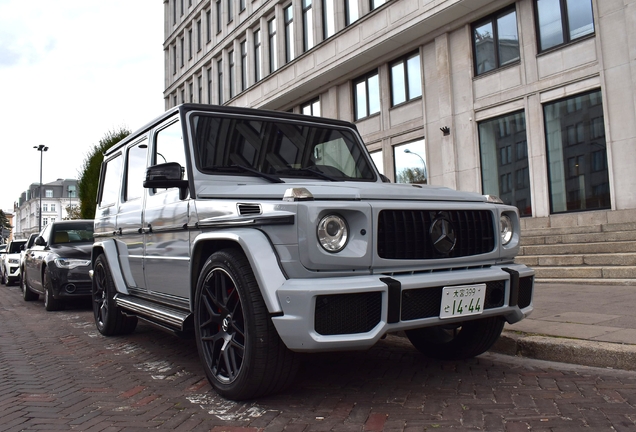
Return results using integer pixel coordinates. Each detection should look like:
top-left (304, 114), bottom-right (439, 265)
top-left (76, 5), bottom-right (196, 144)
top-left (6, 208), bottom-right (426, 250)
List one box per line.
top-left (519, 212), bottom-right (636, 284)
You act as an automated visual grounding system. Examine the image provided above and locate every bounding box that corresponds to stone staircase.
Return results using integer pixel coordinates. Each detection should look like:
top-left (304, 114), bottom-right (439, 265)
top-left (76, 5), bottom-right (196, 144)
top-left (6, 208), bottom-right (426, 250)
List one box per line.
top-left (516, 209), bottom-right (636, 285)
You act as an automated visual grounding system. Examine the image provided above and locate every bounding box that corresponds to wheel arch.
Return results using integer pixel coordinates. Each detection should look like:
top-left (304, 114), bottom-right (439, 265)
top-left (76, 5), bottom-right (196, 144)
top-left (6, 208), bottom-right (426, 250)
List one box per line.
top-left (91, 239), bottom-right (130, 295)
top-left (190, 229), bottom-right (287, 314)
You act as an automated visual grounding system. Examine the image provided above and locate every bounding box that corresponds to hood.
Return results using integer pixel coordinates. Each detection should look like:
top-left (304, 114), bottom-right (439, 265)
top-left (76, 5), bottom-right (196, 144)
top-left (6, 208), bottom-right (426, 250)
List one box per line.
top-left (50, 242), bottom-right (93, 259)
top-left (196, 180), bottom-right (487, 203)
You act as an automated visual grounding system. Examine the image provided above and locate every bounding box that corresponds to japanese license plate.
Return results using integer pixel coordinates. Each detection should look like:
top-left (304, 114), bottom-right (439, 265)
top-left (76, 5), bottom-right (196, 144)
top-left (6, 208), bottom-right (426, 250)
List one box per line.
top-left (439, 284), bottom-right (486, 319)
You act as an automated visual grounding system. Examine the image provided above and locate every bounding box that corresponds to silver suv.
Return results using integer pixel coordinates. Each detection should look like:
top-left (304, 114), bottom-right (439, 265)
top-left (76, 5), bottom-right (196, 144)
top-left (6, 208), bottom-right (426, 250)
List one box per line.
top-left (92, 104), bottom-right (534, 400)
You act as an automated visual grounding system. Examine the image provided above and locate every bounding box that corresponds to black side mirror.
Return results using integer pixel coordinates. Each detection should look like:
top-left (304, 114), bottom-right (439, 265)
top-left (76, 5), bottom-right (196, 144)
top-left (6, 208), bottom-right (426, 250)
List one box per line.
top-left (380, 174), bottom-right (391, 183)
top-left (35, 236), bottom-right (46, 246)
top-left (143, 162), bottom-right (189, 200)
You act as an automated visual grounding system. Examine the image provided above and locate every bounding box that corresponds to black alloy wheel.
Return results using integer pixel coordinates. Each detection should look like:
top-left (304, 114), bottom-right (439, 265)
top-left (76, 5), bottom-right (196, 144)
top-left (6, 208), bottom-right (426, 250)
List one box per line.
top-left (195, 249), bottom-right (298, 400)
top-left (92, 255), bottom-right (137, 335)
top-left (43, 270), bottom-right (63, 311)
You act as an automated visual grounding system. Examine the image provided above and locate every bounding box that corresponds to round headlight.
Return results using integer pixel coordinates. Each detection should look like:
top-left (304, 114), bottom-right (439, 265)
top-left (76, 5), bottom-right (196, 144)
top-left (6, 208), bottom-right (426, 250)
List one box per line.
top-left (317, 214), bottom-right (348, 252)
top-left (500, 214), bottom-right (513, 245)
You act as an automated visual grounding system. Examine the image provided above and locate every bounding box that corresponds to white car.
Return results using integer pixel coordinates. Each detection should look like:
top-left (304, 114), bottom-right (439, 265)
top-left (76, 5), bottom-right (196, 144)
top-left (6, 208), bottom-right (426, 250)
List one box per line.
top-left (1, 239), bottom-right (27, 286)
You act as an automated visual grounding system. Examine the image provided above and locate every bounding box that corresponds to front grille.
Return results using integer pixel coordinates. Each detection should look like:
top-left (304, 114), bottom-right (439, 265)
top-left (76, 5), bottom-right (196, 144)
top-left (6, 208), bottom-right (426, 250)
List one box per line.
top-left (401, 281), bottom-right (506, 321)
top-left (518, 276), bottom-right (534, 308)
top-left (314, 292), bottom-right (382, 335)
top-left (377, 209), bottom-right (495, 259)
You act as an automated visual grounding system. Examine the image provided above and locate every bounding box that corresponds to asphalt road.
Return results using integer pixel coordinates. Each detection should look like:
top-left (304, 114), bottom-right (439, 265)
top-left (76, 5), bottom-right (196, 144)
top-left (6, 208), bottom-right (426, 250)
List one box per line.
top-left (1, 283), bottom-right (636, 431)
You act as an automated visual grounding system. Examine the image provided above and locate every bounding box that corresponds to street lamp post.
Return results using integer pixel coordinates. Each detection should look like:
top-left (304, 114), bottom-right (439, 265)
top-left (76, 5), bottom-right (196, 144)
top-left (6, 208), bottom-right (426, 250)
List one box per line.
top-left (404, 148), bottom-right (427, 183)
top-left (34, 145), bottom-right (49, 232)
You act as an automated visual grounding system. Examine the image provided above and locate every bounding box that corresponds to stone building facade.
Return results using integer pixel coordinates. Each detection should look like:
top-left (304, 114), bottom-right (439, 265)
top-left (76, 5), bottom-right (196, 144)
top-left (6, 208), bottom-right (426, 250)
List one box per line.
top-left (13, 179), bottom-right (79, 238)
top-left (163, 0), bottom-right (636, 229)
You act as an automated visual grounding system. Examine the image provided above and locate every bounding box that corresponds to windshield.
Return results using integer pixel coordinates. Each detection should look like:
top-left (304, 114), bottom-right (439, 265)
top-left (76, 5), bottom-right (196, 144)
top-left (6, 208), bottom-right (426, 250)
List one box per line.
top-left (51, 223), bottom-right (94, 245)
top-left (192, 114), bottom-right (376, 181)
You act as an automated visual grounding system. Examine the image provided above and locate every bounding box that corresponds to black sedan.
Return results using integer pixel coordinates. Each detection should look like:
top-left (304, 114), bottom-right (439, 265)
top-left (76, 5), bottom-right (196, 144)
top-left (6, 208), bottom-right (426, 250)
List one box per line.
top-left (22, 220), bottom-right (94, 311)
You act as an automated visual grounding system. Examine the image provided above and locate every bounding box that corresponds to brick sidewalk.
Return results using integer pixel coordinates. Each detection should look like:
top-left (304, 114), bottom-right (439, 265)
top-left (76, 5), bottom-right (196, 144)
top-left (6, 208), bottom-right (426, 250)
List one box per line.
top-left (1, 284), bottom-right (636, 431)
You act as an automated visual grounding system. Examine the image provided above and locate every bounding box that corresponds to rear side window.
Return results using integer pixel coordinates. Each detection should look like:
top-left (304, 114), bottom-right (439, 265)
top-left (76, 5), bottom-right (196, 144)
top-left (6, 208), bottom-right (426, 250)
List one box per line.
top-left (99, 153), bottom-right (123, 208)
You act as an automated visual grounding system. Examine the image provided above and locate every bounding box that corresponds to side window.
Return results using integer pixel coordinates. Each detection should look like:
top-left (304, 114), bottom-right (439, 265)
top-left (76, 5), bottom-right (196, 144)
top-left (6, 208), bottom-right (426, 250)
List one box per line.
top-left (99, 154), bottom-right (123, 208)
top-left (153, 119), bottom-right (188, 194)
top-left (125, 139), bottom-right (148, 202)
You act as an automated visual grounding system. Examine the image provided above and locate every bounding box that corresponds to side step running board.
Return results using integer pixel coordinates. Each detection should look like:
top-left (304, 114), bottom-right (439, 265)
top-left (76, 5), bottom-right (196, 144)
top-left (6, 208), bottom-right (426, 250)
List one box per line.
top-left (115, 294), bottom-right (191, 331)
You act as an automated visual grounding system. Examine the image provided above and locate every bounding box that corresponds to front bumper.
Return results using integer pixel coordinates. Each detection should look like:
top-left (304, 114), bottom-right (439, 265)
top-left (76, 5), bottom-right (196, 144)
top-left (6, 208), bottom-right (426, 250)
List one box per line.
top-left (271, 263), bottom-right (534, 352)
top-left (49, 266), bottom-right (92, 298)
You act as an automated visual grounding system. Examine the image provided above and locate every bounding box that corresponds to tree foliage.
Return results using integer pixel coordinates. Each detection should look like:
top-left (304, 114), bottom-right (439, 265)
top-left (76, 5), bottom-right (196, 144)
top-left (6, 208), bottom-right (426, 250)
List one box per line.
top-left (78, 127), bottom-right (130, 219)
top-left (396, 167), bottom-right (427, 184)
top-left (64, 204), bottom-right (82, 220)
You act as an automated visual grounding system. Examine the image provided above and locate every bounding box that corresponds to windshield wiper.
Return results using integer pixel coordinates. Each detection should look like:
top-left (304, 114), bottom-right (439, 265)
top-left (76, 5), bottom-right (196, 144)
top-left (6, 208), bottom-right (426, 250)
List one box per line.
top-left (206, 165), bottom-right (285, 183)
top-left (276, 167), bottom-right (341, 182)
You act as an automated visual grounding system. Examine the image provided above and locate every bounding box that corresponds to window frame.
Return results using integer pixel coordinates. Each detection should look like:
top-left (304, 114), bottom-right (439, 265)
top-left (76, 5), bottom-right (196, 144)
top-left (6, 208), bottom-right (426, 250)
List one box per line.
top-left (353, 70), bottom-right (381, 121)
top-left (471, 5), bottom-right (520, 77)
top-left (389, 50), bottom-right (422, 107)
top-left (533, 0), bottom-right (595, 53)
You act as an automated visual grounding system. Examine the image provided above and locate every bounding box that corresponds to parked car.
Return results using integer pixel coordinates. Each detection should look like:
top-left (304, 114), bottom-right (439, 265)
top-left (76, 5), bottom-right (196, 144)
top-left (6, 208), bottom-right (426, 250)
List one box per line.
top-left (1, 239), bottom-right (27, 285)
top-left (22, 220), bottom-right (94, 310)
top-left (18, 233), bottom-right (38, 289)
top-left (91, 104), bottom-right (534, 400)
top-left (0, 243), bottom-right (7, 281)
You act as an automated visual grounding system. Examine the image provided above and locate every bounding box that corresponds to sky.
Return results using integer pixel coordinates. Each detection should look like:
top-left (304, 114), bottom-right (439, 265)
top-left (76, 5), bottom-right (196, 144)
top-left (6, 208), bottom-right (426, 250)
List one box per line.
top-left (0, 0), bottom-right (165, 212)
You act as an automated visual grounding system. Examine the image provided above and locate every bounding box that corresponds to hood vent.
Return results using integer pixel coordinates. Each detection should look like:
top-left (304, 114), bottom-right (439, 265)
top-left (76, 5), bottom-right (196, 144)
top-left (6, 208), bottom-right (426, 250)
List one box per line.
top-left (238, 203), bottom-right (262, 216)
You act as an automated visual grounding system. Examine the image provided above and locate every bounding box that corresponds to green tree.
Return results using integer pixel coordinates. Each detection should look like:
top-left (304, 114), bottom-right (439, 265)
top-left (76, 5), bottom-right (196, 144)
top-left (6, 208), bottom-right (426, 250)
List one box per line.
top-left (396, 167), bottom-right (427, 184)
top-left (0, 210), bottom-right (11, 241)
top-left (64, 204), bottom-right (82, 220)
top-left (78, 127), bottom-right (130, 219)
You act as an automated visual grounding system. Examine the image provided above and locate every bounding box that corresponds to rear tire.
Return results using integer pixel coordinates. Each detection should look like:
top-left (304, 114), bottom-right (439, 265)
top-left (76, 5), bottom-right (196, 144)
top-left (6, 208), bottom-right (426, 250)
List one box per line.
top-left (405, 316), bottom-right (505, 360)
top-left (21, 268), bottom-right (39, 301)
top-left (194, 248), bottom-right (299, 401)
top-left (92, 255), bottom-right (138, 335)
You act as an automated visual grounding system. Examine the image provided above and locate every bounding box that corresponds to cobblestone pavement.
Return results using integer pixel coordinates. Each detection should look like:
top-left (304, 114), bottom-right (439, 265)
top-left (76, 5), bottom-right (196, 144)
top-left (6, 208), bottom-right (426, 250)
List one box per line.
top-left (1, 284), bottom-right (636, 432)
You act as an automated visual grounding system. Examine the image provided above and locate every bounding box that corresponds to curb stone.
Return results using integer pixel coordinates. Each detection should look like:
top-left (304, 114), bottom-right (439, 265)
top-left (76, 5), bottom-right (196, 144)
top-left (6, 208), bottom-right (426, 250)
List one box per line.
top-left (492, 330), bottom-right (636, 371)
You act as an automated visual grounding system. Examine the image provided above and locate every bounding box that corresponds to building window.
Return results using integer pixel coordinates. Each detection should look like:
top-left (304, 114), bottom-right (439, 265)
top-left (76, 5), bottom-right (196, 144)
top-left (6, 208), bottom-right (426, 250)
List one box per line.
top-left (207, 67), bottom-right (212, 103)
top-left (302, 0), bottom-right (314, 52)
top-left (189, 82), bottom-right (193, 102)
top-left (180, 89), bottom-right (185, 103)
top-left (353, 71), bottom-right (380, 121)
top-left (197, 20), bottom-right (202, 51)
top-left (370, 0), bottom-right (386, 9)
top-left (284, 5), bottom-right (294, 63)
top-left (240, 40), bottom-right (247, 91)
top-left (345, 0), bottom-right (359, 26)
top-left (45, 190), bottom-right (53, 198)
top-left (229, 50), bottom-right (235, 98)
top-left (172, 45), bottom-right (177, 74)
top-left (180, 36), bottom-right (184, 67)
top-left (216, 0), bottom-right (222, 34)
top-left (43, 217), bottom-right (48, 226)
top-left (323, 0), bottom-right (335, 39)
top-left (173, 94), bottom-right (178, 107)
top-left (227, 0), bottom-right (233, 23)
top-left (268, 18), bottom-right (277, 74)
top-left (535, 0), bottom-right (594, 52)
top-left (240, 0), bottom-right (246, 12)
top-left (472, 6), bottom-right (520, 76)
top-left (51, 204), bottom-right (56, 212)
top-left (479, 111), bottom-right (531, 216)
top-left (254, 29), bottom-right (262, 82)
top-left (188, 29), bottom-right (193, 59)
top-left (390, 51), bottom-right (422, 106)
top-left (394, 140), bottom-right (426, 184)
top-left (67, 185), bottom-right (76, 198)
top-left (217, 59), bottom-right (223, 104)
top-left (180, 0), bottom-right (184, 16)
top-left (301, 98), bottom-right (320, 116)
top-left (173, 0), bottom-right (177, 24)
top-left (197, 75), bottom-right (202, 102)
top-left (206, 10), bottom-right (212, 42)
top-left (42, 204), bottom-right (48, 212)
top-left (370, 150), bottom-right (384, 175)
top-left (544, 89), bottom-right (609, 213)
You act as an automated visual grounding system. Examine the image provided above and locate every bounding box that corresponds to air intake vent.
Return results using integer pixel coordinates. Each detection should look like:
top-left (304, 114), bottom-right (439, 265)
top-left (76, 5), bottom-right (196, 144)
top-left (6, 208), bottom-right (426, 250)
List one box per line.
top-left (237, 203), bottom-right (262, 216)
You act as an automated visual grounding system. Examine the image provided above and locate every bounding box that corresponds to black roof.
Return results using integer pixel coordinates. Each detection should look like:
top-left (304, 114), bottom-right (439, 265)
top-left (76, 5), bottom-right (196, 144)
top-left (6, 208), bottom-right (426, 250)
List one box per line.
top-left (105, 104), bottom-right (359, 157)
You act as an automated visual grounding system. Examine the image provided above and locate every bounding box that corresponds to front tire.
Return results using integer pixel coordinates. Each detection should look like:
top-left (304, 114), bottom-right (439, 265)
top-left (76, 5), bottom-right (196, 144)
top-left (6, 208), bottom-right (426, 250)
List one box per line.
top-left (405, 316), bottom-right (505, 360)
top-left (92, 254), bottom-right (138, 336)
top-left (21, 268), bottom-right (39, 301)
top-left (194, 248), bottom-right (299, 401)
top-left (43, 270), bottom-right (63, 311)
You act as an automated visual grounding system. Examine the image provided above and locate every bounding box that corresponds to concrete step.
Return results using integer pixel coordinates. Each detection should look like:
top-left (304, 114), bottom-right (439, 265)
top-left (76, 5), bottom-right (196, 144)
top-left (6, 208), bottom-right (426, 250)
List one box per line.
top-left (522, 221), bottom-right (636, 237)
top-left (532, 266), bottom-right (636, 280)
top-left (520, 241), bottom-right (636, 256)
top-left (517, 252), bottom-right (636, 267)
top-left (520, 230), bottom-right (636, 246)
